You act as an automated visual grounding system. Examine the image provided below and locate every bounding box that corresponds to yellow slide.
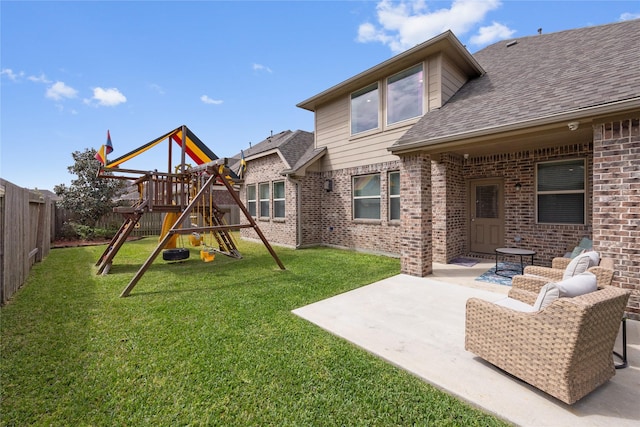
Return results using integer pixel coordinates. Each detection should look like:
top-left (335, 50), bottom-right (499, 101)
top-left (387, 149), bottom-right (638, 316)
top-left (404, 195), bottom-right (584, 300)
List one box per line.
top-left (160, 212), bottom-right (181, 249)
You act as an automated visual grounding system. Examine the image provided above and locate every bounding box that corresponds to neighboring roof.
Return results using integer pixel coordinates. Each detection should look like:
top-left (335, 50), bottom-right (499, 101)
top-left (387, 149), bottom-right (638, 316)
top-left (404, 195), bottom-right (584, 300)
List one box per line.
top-left (229, 130), bottom-right (324, 176)
top-left (106, 125), bottom-right (218, 168)
top-left (297, 30), bottom-right (484, 112)
top-left (391, 19), bottom-right (640, 153)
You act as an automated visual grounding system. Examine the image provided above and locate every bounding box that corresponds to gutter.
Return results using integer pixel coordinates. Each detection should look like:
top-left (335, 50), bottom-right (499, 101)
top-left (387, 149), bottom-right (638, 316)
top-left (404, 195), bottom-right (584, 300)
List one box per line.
top-left (389, 97), bottom-right (640, 154)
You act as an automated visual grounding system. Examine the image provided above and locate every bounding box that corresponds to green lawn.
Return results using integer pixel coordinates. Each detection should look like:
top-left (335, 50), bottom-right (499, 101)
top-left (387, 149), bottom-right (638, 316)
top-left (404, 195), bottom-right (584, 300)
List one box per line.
top-left (1, 237), bottom-right (508, 426)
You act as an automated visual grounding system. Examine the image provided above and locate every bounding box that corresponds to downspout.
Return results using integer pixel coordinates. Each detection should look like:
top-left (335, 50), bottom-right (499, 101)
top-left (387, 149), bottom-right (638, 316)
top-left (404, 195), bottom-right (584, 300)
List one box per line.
top-left (286, 174), bottom-right (303, 248)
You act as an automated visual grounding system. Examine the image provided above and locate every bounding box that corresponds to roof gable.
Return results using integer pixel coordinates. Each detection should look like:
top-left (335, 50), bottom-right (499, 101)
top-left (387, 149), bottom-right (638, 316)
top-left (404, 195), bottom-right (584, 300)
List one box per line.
top-left (393, 19), bottom-right (640, 151)
top-left (297, 31), bottom-right (483, 111)
top-left (230, 130), bottom-right (320, 176)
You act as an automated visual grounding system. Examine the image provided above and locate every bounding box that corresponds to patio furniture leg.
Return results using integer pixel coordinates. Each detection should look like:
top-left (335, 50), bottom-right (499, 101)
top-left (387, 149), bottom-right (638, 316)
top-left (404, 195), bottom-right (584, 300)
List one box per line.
top-left (614, 317), bottom-right (628, 369)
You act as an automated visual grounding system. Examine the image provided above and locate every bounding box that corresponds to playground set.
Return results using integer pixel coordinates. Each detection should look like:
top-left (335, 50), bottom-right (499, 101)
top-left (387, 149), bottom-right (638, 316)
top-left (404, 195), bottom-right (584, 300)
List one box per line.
top-left (94, 125), bottom-right (285, 297)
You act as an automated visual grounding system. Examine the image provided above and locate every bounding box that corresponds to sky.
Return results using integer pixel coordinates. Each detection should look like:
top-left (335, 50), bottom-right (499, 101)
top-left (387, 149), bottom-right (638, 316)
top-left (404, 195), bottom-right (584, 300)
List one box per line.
top-left (2, 0), bottom-right (639, 191)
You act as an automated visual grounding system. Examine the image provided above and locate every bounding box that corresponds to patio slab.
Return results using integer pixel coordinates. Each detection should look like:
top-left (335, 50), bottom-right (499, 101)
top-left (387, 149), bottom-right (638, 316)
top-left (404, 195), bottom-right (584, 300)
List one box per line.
top-left (292, 273), bottom-right (639, 427)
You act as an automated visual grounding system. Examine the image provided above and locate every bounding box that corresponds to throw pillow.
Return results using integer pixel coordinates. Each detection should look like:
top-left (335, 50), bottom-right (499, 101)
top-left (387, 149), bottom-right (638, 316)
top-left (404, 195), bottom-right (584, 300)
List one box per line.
top-left (533, 283), bottom-right (560, 311)
top-left (583, 251), bottom-right (600, 267)
top-left (570, 246), bottom-right (585, 258)
top-left (555, 272), bottom-right (597, 298)
top-left (562, 253), bottom-right (593, 280)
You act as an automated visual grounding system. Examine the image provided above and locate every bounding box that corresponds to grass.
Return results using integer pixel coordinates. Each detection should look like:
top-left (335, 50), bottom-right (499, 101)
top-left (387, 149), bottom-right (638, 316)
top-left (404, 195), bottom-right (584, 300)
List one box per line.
top-left (1, 236), bottom-right (508, 426)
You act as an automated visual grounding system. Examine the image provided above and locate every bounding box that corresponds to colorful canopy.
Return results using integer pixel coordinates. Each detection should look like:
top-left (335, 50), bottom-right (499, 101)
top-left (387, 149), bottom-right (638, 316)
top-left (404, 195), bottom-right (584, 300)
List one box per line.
top-left (105, 126), bottom-right (218, 168)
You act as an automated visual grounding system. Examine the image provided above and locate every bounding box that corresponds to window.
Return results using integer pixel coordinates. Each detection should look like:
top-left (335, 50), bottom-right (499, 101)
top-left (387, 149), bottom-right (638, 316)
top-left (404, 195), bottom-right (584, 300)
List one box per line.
top-left (387, 64), bottom-right (423, 125)
top-left (353, 174), bottom-right (381, 219)
top-left (537, 159), bottom-right (585, 224)
top-left (273, 180), bottom-right (285, 218)
top-left (351, 83), bottom-right (379, 135)
top-left (247, 184), bottom-right (256, 217)
top-left (388, 171), bottom-right (400, 220)
top-left (259, 182), bottom-right (270, 218)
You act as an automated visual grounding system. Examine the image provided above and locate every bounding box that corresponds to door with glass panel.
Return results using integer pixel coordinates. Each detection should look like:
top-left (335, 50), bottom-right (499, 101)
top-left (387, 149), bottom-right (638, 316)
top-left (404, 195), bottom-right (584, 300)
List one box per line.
top-left (469, 179), bottom-right (504, 253)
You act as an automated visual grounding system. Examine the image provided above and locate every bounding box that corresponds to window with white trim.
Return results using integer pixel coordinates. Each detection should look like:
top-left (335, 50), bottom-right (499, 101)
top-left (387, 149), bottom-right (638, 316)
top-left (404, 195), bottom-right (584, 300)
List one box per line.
top-left (387, 64), bottom-right (423, 125)
top-left (350, 83), bottom-right (379, 135)
top-left (247, 184), bottom-right (256, 217)
top-left (273, 180), bottom-right (285, 218)
top-left (259, 182), bottom-right (270, 218)
top-left (537, 159), bottom-right (586, 224)
top-left (353, 174), bottom-right (381, 219)
top-left (388, 171), bottom-right (400, 221)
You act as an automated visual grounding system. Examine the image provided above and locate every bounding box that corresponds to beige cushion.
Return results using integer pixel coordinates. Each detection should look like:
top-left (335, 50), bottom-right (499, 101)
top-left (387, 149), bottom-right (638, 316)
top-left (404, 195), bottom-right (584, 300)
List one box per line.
top-left (533, 283), bottom-right (560, 311)
top-left (563, 253), bottom-right (594, 280)
top-left (555, 272), bottom-right (597, 297)
top-left (583, 251), bottom-right (600, 267)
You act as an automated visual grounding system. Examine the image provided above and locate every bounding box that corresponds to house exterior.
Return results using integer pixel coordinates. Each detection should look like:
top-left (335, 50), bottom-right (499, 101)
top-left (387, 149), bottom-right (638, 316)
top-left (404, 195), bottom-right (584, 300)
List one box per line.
top-left (241, 19), bottom-right (640, 320)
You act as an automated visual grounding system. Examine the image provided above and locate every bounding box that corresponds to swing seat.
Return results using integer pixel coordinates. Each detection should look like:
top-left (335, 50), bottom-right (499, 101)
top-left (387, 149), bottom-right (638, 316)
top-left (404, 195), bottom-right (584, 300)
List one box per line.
top-left (189, 232), bottom-right (203, 247)
top-left (200, 249), bottom-right (215, 262)
top-left (163, 248), bottom-right (190, 261)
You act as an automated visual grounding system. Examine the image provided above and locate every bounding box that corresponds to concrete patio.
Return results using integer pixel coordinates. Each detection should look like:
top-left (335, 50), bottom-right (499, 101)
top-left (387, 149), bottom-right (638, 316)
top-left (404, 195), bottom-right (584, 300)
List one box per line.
top-left (292, 261), bottom-right (639, 427)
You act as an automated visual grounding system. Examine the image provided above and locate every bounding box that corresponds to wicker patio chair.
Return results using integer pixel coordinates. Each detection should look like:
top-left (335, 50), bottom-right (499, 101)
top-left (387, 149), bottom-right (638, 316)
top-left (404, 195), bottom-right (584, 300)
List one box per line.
top-left (509, 259), bottom-right (615, 305)
top-left (465, 285), bottom-right (630, 405)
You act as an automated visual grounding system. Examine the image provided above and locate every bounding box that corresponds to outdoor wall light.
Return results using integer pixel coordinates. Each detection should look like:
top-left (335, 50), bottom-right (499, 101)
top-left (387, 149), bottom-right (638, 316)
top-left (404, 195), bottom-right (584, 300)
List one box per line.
top-left (324, 179), bottom-right (333, 192)
top-left (568, 121), bottom-right (580, 131)
top-left (515, 182), bottom-right (522, 191)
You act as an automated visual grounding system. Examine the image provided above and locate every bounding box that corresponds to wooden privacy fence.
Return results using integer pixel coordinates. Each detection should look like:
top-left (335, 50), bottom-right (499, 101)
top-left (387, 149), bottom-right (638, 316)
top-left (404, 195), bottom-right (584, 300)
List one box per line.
top-left (0, 179), bottom-right (54, 305)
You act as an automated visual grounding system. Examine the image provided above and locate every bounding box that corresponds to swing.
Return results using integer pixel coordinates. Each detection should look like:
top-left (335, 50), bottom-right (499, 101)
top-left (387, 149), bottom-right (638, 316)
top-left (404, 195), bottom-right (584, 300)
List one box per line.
top-left (199, 179), bottom-right (216, 263)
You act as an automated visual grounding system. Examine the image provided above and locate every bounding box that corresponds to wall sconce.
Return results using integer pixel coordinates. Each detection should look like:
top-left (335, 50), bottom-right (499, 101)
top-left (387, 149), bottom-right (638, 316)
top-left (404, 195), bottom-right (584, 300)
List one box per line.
top-left (515, 182), bottom-right (522, 191)
top-left (567, 121), bottom-right (580, 131)
top-left (324, 179), bottom-right (333, 192)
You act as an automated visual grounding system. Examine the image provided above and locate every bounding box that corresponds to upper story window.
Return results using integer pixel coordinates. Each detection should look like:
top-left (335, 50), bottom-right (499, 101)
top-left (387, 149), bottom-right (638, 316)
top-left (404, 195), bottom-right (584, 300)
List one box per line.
top-left (247, 184), bottom-right (257, 217)
top-left (537, 159), bottom-right (586, 224)
top-left (388, 171), bottom-right (400, 221)
top-left (273, 180), bottom-right (285, 218)
top-left (353, 174), bottom-right (381, 219)
top-left (259, 182), bottom-right (270, 218)
top-left (387, 64), bottom-right (423, 126)
top-left (350, 83), bottom-right (379, 135)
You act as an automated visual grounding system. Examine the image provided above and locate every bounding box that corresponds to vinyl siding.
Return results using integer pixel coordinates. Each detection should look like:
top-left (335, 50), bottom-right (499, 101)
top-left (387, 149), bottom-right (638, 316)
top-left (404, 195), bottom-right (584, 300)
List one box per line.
top-left (442, 55), bottom-right (467, 104)
top-left (313, 54), bottom-right (470, 172)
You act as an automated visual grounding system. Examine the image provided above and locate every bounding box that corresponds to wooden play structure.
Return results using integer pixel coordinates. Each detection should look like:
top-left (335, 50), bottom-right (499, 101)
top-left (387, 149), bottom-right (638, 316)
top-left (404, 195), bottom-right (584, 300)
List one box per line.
top-left (94, 125), bottom-right (284, 297)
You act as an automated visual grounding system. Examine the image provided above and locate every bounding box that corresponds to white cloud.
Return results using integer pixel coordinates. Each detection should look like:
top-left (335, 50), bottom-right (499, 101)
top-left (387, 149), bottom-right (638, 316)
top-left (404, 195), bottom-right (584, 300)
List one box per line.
top-left (200, 95), bottom-right (223, 105)
top-left (1, 68), bottom-right (24, 81)
top-left (469, 21), bottom-right (515, 46)
top-left (253, 63), bottom-right (273, 73)
top-left (28, 73), bottom-right (50, 84)
top-left (620, 12), bottom-right (640, 21)
top-left (149, 83), bottom-right (165, 95)
top-left (88, 87), bottom-right (127, 107)
top-left (46, 81), bottom-right (78, 100)
top-left (357, 0), bottom-right (507, 52)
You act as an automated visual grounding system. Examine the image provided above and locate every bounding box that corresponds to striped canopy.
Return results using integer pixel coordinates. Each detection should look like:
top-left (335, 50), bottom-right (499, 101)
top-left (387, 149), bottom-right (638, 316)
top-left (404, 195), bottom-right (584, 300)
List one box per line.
top-left (105, 126), bottom-right (218, 168)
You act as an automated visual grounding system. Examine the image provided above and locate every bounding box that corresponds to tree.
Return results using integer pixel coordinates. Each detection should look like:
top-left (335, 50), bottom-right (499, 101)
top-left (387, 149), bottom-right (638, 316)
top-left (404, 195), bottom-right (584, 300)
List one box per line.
top-left (54, 148), bottom-right (124, 227)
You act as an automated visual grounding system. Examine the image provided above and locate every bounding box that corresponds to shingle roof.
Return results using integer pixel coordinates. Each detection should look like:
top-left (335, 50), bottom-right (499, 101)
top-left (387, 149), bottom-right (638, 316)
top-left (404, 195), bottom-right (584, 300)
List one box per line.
top-left (229, 130), bottom-right (321, 175)
top-left (393, 19), bottom-right (640, 149)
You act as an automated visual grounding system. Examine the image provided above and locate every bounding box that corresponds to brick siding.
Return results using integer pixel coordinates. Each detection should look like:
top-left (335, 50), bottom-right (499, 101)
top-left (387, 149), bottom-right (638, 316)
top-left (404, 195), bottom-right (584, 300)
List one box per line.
top-left (462, 144), bottom-right (593, 263)
top-left (592, 117), bottom-right (640, 320)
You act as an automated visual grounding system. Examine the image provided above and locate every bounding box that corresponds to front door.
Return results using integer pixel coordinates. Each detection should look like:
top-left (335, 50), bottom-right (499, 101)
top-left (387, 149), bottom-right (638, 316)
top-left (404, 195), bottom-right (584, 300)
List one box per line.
top-left (470, 179), bottom-right (504, 253)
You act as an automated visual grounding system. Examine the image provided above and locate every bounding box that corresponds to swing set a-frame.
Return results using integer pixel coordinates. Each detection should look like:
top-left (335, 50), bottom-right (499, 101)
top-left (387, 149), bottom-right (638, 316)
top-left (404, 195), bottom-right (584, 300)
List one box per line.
top-left (95, 125), bottom-right (285, 297)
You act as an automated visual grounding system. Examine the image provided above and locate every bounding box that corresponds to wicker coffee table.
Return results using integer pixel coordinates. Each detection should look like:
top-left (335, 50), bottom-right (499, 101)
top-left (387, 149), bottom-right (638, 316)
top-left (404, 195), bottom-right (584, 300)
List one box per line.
top-left (495, 247), bottom-right (536, 277)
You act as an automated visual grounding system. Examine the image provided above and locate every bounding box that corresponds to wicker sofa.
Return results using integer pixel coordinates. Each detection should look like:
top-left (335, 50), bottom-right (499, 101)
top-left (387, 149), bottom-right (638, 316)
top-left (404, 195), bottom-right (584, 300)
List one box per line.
top-left (465, 259), bottom-right (630, 404)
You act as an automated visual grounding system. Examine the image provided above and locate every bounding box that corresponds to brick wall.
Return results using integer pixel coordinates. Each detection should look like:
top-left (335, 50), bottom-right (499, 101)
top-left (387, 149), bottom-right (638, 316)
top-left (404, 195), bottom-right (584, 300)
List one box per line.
top-left (239, 154), bottom-right (297, 247)
top-left (463, 144), bottom-right (593, 264)
top-left (432, 153), bottom-right (466, 262)
top-left (400, 153), bottom-right (432, 276)
top-left (317, 161), bottom-right (403, 256)
top-left (592, 116), bottom-right (640, 320)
